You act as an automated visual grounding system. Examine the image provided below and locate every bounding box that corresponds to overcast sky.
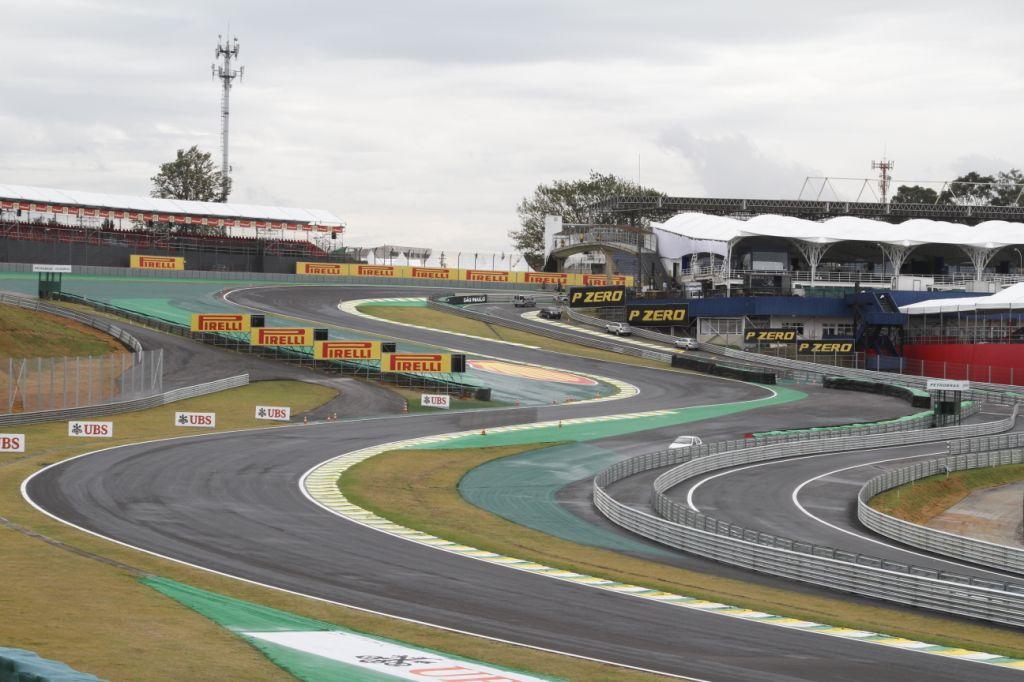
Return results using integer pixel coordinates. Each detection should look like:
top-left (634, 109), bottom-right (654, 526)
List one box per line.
top-left (2, 1), bottom-right (1023, 252)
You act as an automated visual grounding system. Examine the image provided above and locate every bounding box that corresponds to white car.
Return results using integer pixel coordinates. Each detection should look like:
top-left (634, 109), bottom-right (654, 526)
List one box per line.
top-left (673, 337), bottom-right (698, 350)
top-left (668, 435), bottom-right (703, 450)
top-left (605, 322), bottom-right (631, 336)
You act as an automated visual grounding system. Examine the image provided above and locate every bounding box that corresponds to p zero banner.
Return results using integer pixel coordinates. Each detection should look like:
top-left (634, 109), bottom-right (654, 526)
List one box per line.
top-left (381, 352), bottom-right (463, 373)
top-left (0, 434), bottom-right (25, 452)
top-left (190, 313), bottom-right (252, 333)
top-left (68, 421), bottom-right (113, 438)
top-left (175, 411), bottom-right (216, 428)
top-left (465, 269), bottom-right (511, 283)
top-left (625, 303), bottom-right (688, 326)
top-left (255, 405), bottom-right (291, 421)
top-left (250, 327), bottom-right (314, 346)
top-left (743, 328), bottom-right (799, 344)
top-left (796, 339), bottom-right (855, 354)
top-left (296, 262), bottom-right (347, 276)
top-left (314, 340), bottom-right (382, 360)
top-left (568, 285), bottom-right (626, 308)
top-left (130, 255), bottom-right (184, 270)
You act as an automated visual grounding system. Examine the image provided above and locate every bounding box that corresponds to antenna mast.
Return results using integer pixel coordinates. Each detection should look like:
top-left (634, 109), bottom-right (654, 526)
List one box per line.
top-left (211, 34), bottom-right (243, 201)
top-left (871, 156), bottom-right (894, 203)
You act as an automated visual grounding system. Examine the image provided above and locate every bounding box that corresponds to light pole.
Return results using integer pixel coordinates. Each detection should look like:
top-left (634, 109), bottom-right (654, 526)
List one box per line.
top-left (1014, 248), bottom-right (1023, 274)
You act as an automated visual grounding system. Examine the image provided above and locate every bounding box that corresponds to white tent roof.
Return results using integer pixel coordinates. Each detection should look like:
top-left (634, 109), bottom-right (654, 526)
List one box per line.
top-left (899, 283), bottom-right (1024, 315)
top-left (0, 183), bottom-right (343, 226)
top-left (655, 212), bottom-right (1022, 250)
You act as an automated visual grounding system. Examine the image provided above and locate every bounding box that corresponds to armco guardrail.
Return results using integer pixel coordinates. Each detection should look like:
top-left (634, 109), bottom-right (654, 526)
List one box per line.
top-left (0, 292), bottom-right (143, 352)
top-left (0, 374), bottom-right (248, 426)
top-left (594, 409), bottom-right (1024, 626)
top-left (858, 430), bottom-right (1024, 576)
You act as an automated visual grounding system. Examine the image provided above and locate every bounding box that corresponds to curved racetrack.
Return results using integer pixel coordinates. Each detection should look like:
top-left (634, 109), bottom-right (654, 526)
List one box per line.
top-left (25, 285), bottom-right (1023, 681)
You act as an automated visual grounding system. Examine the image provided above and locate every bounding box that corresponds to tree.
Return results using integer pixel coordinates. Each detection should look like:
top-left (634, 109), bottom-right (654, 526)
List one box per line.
top-left (992, 169), bottom-right (1024, 206)
top-left (150, 146), bottom-right (231, 204)
top-left (938, 171), bottom-right (997, 206)
top-left (891, 184), bottom-right (938, 204)
top-left (511, 171), bottom-right (664, 269)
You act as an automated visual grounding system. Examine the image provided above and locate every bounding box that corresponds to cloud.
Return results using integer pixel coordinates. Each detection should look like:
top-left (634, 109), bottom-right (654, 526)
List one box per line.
top-left (657, 128), bottom-right (819, 199)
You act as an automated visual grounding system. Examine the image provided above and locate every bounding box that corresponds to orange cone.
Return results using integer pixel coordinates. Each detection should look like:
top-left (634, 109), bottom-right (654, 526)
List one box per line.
top-left (303, 416), bottom-right (308, 425)
top-left (480, 428), bottom-right (487, 436)
top-left (402, 402), bottom-right (408, 413)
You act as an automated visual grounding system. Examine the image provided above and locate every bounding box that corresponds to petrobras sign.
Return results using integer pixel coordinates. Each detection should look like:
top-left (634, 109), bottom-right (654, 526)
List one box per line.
top-left (314, 340), bottom-right (382, 360)
top-left (175, 411), bottom-right (216, 428)
top-left (625, 303), bottom-right (688, 326)
top-left (420, 394), bottom-right (451, 409)
top-left (568, 285), bottom-right (625, 308)
top-left (250, 327), bottom-right (314, 346)
top-left (743, 328), bottom-right (799, 344)
top-left (130, 254), bottom-right (185, 270)
top-left (32, 264), bottom-right (72, 273)
top-left (190, 313), bottom-right (252, 332)
top-left (0, 433), bottom-right (25, 452)
top-left (926, 379), bottom-right (970, 392)
top-left (255, 405), bottom-right (291, 421)
top-left (796, 339), bottom-right (855, 354)
top-left (68, 421), bottom-right (113, 438)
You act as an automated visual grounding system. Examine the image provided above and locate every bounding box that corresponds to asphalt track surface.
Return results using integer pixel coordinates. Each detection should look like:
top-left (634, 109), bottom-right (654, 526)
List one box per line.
top-left (25, 284), bottom-right (1023, 681)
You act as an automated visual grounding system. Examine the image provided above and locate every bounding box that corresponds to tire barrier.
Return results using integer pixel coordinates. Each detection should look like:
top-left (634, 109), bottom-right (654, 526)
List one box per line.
top-left (822, 375), bottom-right (932, 409)
top-left (670, 353), bottom-right (776, 384)
top-left (594, 408), bottom-right (1024, 626)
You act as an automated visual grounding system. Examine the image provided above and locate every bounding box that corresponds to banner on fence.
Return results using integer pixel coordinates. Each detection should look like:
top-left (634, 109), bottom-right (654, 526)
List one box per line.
top-left (568, 285), bottom-right (625, 308)
top-left (255, 405), bottom-right (291, 421)
top-left (314, 340), bottom-right (382, 360)
top-left (68, 421), bottom-right (113, 438)
top-left (296, 262), bottom-right (346, 276)
top-left (465, 269), bottom-right (512, 283)
top-left (625, 303), bottom-right (688, 326)
top-left (579, 273), bottom-right (630, 286)
top-left (381, 352), bottom-right (464, 373)
top-left (31, 264), bottom-right (72, 273)
top-left (250, 327), bottom-right (314, 346)
top-left (191, 313), bottom-right (253, 332)
top-left (175, 411), bottom-right (216, 428)
top-left (796, 339), bottom-right (855, 354)
top-left (130, 255), bottom-right (185, 270)
top-left (0, 434), bottom-right (24, 452)
top-left (420, 394), bottom-right (451, 409)
top-left (445, 294), bottom-right (488, 305)
top-left (926, 379), bottom-right (970, 391)
top-left (743, 328), bottom-right (799, 344)
top-left (294, 263), bottom-right (634, 287)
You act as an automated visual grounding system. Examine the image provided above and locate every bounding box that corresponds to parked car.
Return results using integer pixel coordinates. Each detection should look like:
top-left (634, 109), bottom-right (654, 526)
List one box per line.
top-left (555, 294), bottom-right (568, 304)
top-left (513, 294), bottom-right (536, 308)
top-left (605, 322), bottom-right (631, 336)
top-left (673, 337), bottom-right (698, 350)
top-left (668, 435), bottom-right (703, 450)
top-left (539, 307), bottom-right (562, 320)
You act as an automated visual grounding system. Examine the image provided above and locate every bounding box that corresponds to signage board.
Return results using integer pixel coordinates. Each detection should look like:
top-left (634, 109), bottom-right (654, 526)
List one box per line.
top-left (409, 266), bottom-right (454, 280)
top-left (296, 262), bottom-right (346, 276)
top-left (314, 340), bottom-right (382, 360)
top-left (0, 434), bottom-right (25, 452)
top-left (625, 303), bottom-right (688, 326)
top-left (743, 328), bottom-right (799, 344)
top-left (130, 255), bottom-right (184, 270)
top-left (446, 294), bottom-right (488, 305)
top-left (926, 379), bottom-right (970, 392)
top-left (250, 327), bottom-right (314, 346)
top-left (420, 394), bottom-right (451, 409)
top-left (465, 269), bottom-right (511, 283)
top-left (580, 274), bottom-right (628, 286)
top-left (381, 352), bottom-right (460, 373)
top-left (68, 421), bottom-right (113, 438)
top-left (31, 264), bottom-right (72, 273)
top-left (175, 411), bottom-right (216, 428)
top-left (353, 264), bottom-right (403, 278)
top-left (796, 339), bottom-right (855, 354)
top-left (190, 313), bottom-right (252, 332)
top-left (521, 271), bottom-right (569, 286)
top-left (568, 285), bottom-right (625, 308)
top-left (255, 405), bottom-right (291, 421)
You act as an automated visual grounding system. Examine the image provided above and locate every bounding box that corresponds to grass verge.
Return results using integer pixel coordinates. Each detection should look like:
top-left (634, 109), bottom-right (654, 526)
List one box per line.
top-left (358, 305), bottom-right (671, 370)
top-left (1, 381), bottom-right (650, 681)
top-left (386, 385), bottom-right (510, 413)
top-left (0, 302), bottom-right (126, 357)
top-left (870, 464), bottom-right (1024, 525)
top-left (339, 444), bottom-right (1024, 660)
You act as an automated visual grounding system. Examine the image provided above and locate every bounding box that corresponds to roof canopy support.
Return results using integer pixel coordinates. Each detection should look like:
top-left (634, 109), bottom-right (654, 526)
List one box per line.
top-left (960, 245), bottom-right (999, 282)
top-left (790, 239), bottom-right (833, 289)
top-left (878, 244), bottom-right (916, 289)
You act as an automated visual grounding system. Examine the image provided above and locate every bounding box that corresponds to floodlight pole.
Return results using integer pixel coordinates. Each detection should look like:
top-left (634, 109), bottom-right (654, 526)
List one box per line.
top-left (212, 34), bottom-right (244, 201)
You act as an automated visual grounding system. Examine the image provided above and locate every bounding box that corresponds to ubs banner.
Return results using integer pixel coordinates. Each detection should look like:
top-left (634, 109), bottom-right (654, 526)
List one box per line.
top-left (568, 285), bottom-right (625, 308)
top-left (625, 303), bottom-right (688, 326)
top-left (796, 339), bottom-right (856, 354)
top-left (743, 328), bottom-right (799, 344)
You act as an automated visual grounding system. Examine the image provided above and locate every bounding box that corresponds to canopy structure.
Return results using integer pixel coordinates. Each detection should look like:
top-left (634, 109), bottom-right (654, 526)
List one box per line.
top-left (0, 183), bottom-right (343, 230)
top-left (900, 282), bottom-right (1024, 315)
top-left (655, 213), bottom-right (1024, 290)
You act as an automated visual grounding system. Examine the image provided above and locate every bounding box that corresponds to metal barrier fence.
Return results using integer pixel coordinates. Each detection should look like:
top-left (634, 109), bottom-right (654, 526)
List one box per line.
top-left (858, 442), bottom-right (1024, 576)
top-left (593, 408), bottom-right (1024, 626)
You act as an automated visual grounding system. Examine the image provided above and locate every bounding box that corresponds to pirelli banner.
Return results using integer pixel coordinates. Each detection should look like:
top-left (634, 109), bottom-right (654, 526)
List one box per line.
top-left (190, 313), bottom-right (263, 333)
top-left (796, 339), bottom-right (856, 355)
top-left (250, 327), bottom-right (316, 346)
top-left (296, 262), bottom-right (347, 276)
top-left (130, 254), bottom-right (184, 270)
top-left (568, 285), bottom-right (626, 308)
top-left (743, 328), bottom-right (799, 344)
top-left (625, 303), bottom-right (688, 327)
top-left (380, 352), bottom-right (466, 373)
top-left (314, 340), bottom-right (390, 360)
top-left (578, 274), bottom-right (630, 286)
top-left (295, 262), bottom-right (634, 287)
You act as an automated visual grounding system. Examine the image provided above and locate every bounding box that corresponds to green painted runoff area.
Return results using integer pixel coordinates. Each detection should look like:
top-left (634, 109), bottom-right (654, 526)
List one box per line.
top-left (143, 577), bottom-right (559, 682)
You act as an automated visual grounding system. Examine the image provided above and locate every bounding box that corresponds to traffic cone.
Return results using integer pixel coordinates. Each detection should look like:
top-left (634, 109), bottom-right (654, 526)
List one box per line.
top-left (480, 428), bottom-right (487, 436)
top-left (303, 416), bottom-right (308, 425)
top-left (402, 401), bottom-right (409, 413)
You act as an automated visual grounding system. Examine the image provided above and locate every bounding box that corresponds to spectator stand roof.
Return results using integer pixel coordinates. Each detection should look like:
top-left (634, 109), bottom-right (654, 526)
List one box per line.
top-left (0, 183), bottom-right (343, 229)
top-left (899, 282), bottom-right (1024, 315)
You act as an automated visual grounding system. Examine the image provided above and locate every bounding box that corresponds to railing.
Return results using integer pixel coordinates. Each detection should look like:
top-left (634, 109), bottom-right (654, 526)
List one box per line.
top-left (594, 409), bottom-right (1024, 626)
top-left (677, 266), bottom-right (1024, 288)
top-left (551, 227), bottom-right (657, 253)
